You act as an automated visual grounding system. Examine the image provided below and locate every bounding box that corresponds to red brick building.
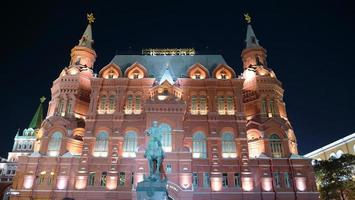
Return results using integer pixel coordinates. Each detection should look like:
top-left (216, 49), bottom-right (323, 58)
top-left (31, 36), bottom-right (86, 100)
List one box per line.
top-left (10, 19), bottom-right (319, 200)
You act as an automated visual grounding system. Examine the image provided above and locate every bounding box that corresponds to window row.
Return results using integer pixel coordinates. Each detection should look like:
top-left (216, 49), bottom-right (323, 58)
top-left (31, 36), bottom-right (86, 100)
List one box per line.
top-left (46, 130), bottom-right (238, 159)
top-left (190, 96), bottom-right (235, 115)
top-left (98, 95), bottom-right (116, 114)
top-left (261, 98), bottom-right (277, 117)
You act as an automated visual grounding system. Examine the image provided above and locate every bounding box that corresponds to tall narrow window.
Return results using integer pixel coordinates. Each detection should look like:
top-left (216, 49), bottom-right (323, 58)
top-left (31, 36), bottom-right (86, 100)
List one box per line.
top-left (269, 99), bottom-right (276, 117)
top-left (48, 172), bottom-right (54, 185)
top-left (93, 132), bottom-right (109, 157)
top-left (261, 98), bottom-right (267, 114)
top-left (125, 95), bottom-right (133, 114)
top-left (166, 164), bottom-right (172, 174)
top-left (100, 95), bottom-right (107, 111)
top-left (234, 173), bottom-right (240, 187)
top-left (199, 96), bottom-right (207, 115)
top-left (131, 172), bottom-right (134, 185)
top-left (221, 71), bottom-right (227, 80)
top-left (222, 173), bottom-right (228, 187)
top-left (226, 96), bottom-right (234, 115)
top-left (192, 172), bottom-right (198, 190)
top-left (108, 95), bottom-right (115, 113)
top-left (160, 123), bottom-right (172, 152)
top-left (66, 101), bottom-right (72, 114)
top-left (101, 172), bottom-right (107, 186)
top-left (88, 172), bottom-right (95, 186)
top-left (134, 96), bottom-right (141, 114)
top-left (47, 132), bottom-right (63, 157)
top-left (192, 132), bottom-right (207, 158)
top-left (218, 96), bottom-right (226, 115)
top-left (222, 133), bottom-right (237, 158)
top-left (39, 171), bottom-right (46, 184)
top-left (58, 99), bottom-right (64, 116)
top-left (191, 96), bottom-right (198, 115)
top-left (284, 172), bottom-right (291, 188)
top-left (273, 172), bottom-right (280, 188)
top-left (123, 131), bottom-right (137, 158)
top-left (203, 172), bottom-right (210, 188)
top-left (119, 172), bottom-right (125, 186)
top-left (270, 134), bottom-right (283, 158)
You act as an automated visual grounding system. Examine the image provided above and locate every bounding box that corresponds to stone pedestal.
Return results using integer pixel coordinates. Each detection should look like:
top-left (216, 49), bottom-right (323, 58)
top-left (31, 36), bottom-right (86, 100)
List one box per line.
top-left (136, 178), bottom-right (168, 200)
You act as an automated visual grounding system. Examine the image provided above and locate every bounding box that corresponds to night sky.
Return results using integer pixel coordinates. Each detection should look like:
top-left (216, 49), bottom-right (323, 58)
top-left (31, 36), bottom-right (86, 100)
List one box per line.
top-left (0, 1), bottom-right (354, 157)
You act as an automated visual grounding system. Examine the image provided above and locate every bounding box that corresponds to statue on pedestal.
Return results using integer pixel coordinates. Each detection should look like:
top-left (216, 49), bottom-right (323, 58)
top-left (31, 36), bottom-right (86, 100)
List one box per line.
top-left (136, 121), bottom-right (168, 200)
top-left (144, 121), bottom-right (165, 181)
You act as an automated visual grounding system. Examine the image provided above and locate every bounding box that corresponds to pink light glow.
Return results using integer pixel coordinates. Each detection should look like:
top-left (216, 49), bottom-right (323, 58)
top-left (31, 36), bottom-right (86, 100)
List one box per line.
top-left (295, 177), bottom-right (306, 191)
top-left (261, 177), bottom-right (273, 191)
top-left (106, 175), bottom-right (117, 190)
top-left (135, 173), bottom-right (144, 186)
top-left (23, 175), bottom-right (35, 189)
top-left (179, 173), bottom-right (191, 189)
top-left (242, 177), bottom-right (254, 191)
top-left (211, 177), bottom-right (222, 192)
top-left (56, 175), bottom-right (68, 190)
top-left (75, 175), bottom-right (87, 190)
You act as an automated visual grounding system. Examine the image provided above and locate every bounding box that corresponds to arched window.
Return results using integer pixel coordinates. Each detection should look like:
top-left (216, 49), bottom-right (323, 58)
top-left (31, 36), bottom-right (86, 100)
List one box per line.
top-left (47, 132), bottom-right (63, 157)
top-left (269, 134), bottom-right (283, 158)
top-left (159, 123), bottom-right (172, 152)
top-left (100, 95), bottom-right (107, 112)
top-left (193, 132), bottom-right (207, 158)
top-left (261, 98), bottom-right (267, 114)
top-left (218, 96), bottom-right (225, 115)
top-left (191, 96), bottom-right (198, 115)
top-left (125, 95), bottom-right (133, 114)
top-left (336, 150), bottom-right (343, 158)
top-left (226, 96), bottom-right (234, 115)
top-left (123, 131), bottom-right (137, 158)
top-left (199, 96), bottom-right (207, 115)
top-left (222, 133), bottom-right (237, 158)
top-left (269, 99), bottom-right (276, 117)
top-left (93, 132), bottom-right (109, 157)
top-left (58, 99), bottom-right (64, 116)
top-left (329, 152), bottom-right (336, 159)
top-left (134, 96), bottom-right (141, 114)
top-left (108, 95), bottom-right (115, 114)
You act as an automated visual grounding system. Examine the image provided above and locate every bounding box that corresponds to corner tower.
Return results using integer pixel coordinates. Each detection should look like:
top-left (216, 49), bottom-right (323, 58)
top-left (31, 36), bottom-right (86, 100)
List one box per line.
top-left (46, 14), bottom-right (97, 118)
top-left (241, 15), bottom-right (298, 157)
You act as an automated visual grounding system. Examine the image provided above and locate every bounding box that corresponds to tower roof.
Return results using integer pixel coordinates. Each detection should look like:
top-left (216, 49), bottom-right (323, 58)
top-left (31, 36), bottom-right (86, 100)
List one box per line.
top-left (159, 67), bottom-right (175, 85)
top-left (78, 24), bottom-right (94, 49)
top-left (245, 24), bottom-right (260, 48)
top-left (28, 96), bottom-right (45, 129)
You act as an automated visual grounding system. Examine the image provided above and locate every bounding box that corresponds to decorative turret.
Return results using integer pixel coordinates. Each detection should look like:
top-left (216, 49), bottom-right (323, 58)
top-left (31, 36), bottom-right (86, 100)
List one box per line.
top-left (28, 96), bottom-right (45, 129)
top-left (241, 14), bottom-right (268, 70)
top-left (69, 13), bottom-right (97, 69)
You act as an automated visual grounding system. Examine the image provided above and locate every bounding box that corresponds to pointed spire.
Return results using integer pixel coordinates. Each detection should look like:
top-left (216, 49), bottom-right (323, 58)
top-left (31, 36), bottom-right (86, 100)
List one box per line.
top-left (78, 13), bottom-right (95, 49)
top-left (159, 67), bottom-right (175, 85)
top-left (243, 13), bottom-right (260, 48)
top-left (245, 24), bottom-right (260, 48)
top-left (28, 96), bottom-right (46, 129)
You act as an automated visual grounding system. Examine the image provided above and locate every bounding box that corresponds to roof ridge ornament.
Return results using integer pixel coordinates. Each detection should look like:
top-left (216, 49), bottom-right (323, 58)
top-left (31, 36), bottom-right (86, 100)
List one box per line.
top-left (244, 13), bottom-right (252, 24)
top-left (87, 13), bottom-right (95, 24)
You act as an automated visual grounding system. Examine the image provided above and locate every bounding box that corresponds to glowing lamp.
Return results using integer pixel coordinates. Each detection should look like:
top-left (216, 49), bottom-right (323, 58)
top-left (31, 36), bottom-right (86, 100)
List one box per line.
top-left (23, 175), bottom-right (35, 189)
top-left (106, 175), bottom-right (118, 190)
top-left (261, 177), bottom-right (273, 191)
top-left (56, 175), bottom-right (68, 190)
top-left (75, 175), bottom-right (87, 190)
top-left (295, 177), bottom-right (306, 191)
top-left (242, 177), bottom-right (254, 191)
top-left (211, 176), bottom-right (222, 192)
top-left (163, 146), bottom-right (172, 152)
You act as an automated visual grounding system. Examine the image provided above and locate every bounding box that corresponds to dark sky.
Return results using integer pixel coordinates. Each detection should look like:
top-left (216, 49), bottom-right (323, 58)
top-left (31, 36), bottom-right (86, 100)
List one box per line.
top-left (0, 0), bottom-right (354, 156)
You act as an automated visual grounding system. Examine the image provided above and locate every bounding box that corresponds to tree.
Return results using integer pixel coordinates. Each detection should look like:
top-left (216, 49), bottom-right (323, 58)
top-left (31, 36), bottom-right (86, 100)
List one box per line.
top-left (314, 154), bottom-right (355, 200)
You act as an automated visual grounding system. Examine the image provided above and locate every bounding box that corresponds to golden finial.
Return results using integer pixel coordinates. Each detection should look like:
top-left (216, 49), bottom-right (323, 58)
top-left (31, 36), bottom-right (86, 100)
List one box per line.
top-left (40, 96), bottom-right (46, 103)
top-left (87, 13), bottom-right (95, 24)
top-left (244, 13), bottom-right (252, 24)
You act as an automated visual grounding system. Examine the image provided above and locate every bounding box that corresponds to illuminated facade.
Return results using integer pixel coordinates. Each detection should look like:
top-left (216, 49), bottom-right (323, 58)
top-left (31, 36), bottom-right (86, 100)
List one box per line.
top-left (10, 19), bottom-right (319, 200)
